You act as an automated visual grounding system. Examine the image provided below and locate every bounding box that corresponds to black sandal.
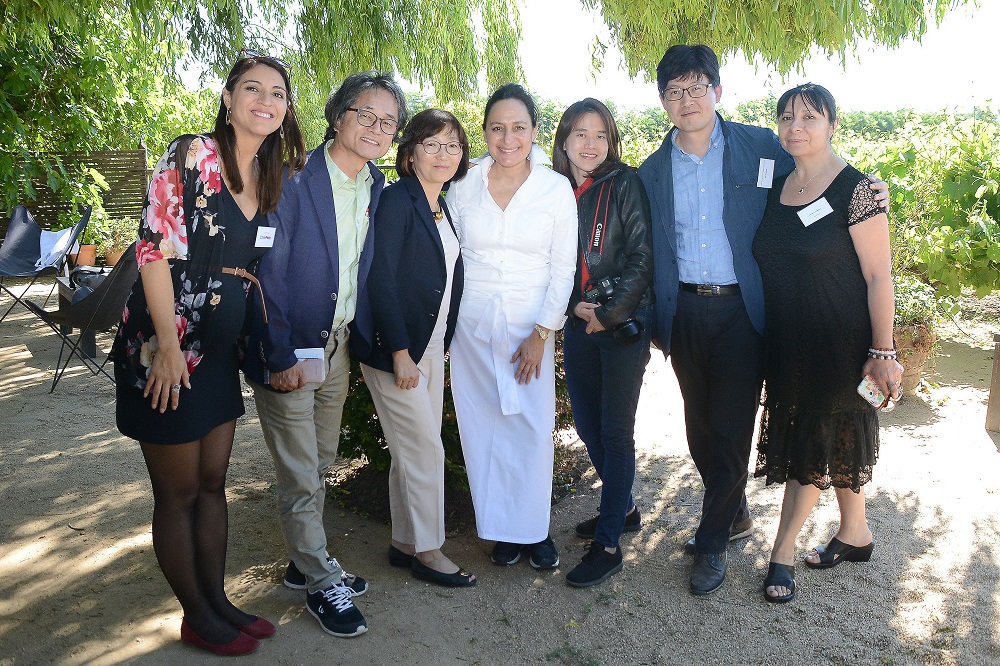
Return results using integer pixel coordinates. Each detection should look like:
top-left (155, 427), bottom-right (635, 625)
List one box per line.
top-left (804, 537), bottom-right (874, 570)
top-left (763, 562), bottom-right (795, 603)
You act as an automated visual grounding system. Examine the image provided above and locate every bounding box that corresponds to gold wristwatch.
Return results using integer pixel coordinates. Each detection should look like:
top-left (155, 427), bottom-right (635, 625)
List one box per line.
top-left (534, 324), bottom-right (550, 340)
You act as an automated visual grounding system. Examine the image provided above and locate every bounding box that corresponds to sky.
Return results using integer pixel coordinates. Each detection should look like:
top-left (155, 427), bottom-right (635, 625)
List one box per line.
top-left (518, 0), bottom-right (998, 113)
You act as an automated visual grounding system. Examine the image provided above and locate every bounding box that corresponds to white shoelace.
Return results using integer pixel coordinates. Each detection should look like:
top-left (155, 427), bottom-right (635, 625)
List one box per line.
top-left (329, 558), bottom-right (360, 590)
top-left (318, 584), bottom-right (355, 613)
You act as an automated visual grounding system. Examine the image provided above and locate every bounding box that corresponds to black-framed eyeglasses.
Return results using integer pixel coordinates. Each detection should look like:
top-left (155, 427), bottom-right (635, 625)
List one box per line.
top-left (662, 82), bottom-right (713, 102)
top-left (346, 108), bottom-right (398, 135)
top-left (418, 140), bottom-right (463, 155)
top-left (240, 48), bottom-right (291, 72)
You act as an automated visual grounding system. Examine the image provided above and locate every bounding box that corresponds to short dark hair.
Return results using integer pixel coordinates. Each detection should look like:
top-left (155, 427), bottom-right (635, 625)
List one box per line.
top-left (213, 54), bottom-right (306, 214)
top-left (395, 109), bottom-right (470, 183)
top-left (323, 72), bottom-right (409, 143)
top-left (552, 98), bottom-right (625, 183)
top-left (656, 44), bottom-right (721, 96)
top-left (482, 83), bottom-right (538, 130)
top-left (776, 82), bottom-right (838, 124)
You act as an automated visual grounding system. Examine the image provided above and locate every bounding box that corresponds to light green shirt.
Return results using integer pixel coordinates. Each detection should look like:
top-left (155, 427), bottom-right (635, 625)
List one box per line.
top-left (324, 140), bottom-right (374, 329)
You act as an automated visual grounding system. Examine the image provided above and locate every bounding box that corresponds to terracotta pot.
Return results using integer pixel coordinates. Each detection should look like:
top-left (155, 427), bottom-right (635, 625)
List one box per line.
top-left (895, 324), bottom-right (936, 396)
top-left (104, 250), bottom-right (125, 266)
top-left (73, 244), bottom-right (98, 267)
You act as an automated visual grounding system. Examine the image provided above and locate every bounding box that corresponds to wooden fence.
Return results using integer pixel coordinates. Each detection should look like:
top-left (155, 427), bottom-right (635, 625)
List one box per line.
top-left (1, 146), bottom-right (150, 238)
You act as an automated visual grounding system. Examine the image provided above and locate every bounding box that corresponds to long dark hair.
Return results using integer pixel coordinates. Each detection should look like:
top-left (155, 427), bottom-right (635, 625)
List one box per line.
top-left (395, 109), bottom-right (470, 183)
top-left (552, 98), bottom-right (626, 184)
top-left (213, 54), bottom-right (306, 214)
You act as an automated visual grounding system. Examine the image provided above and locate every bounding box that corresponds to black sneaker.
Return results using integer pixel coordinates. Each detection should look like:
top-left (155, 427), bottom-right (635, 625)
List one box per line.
top-left (575, 506), bottom-right (642, 539)
top-left (566, 542), bottom-right (624, 587)
top-left (284, 558), bottom-right (369, 596)
top-left (491, 541), bottom-right (522, 566)
top-left (526, 535), bottom-right (560, 569)
top-left (305, 584), bottom-right (368, 637)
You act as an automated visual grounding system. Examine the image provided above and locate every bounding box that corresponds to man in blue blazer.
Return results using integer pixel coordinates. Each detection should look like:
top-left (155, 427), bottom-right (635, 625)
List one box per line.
top-left (245, 72), bottom-right (408, 637)
top-left (639, 44), bottom-right (791, 597)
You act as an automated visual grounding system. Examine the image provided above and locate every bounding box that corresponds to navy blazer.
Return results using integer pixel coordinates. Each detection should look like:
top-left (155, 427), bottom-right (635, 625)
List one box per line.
top-left (638, 114), bottom-right (793, 355)
top-left (244, 144), bottom-right (385, 387)
top-left (360, 176), bottom-right (464, 373)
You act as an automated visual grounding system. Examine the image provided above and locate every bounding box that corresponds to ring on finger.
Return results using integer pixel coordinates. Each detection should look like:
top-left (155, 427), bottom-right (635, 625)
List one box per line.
top-left (170, 384), bottom-right (181, 394)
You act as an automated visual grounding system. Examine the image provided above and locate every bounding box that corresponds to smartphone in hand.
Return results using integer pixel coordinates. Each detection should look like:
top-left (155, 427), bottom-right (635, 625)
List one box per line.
top-left (857, 375), bottom-right (888, 409)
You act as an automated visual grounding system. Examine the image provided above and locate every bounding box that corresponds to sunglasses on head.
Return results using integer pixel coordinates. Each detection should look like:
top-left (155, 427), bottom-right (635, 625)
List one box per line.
top-left (239, 48), bottom-right (291, 72)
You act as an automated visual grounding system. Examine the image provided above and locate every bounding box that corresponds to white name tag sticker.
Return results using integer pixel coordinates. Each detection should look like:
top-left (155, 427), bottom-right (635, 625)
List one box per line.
top-left (255, 226), bottom-right (276, 248)
top-left (757, 158), bottom-right (775, 188)
top-left (797, 197), bottom-right (834, 227)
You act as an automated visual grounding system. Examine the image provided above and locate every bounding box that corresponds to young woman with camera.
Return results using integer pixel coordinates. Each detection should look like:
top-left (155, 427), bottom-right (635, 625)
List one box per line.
top-left (551, 98), bottom-right (654, 587)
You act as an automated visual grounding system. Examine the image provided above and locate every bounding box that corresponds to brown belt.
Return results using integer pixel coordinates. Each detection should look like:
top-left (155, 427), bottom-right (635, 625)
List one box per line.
top-left (221, 267), bottom-right (267, 323)
top-left (680, 282), bottom-right (741, 297)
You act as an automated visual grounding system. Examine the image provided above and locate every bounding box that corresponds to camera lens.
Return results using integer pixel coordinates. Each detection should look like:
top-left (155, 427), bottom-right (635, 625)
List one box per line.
top-left (612, 318), bottom-right (643, 345)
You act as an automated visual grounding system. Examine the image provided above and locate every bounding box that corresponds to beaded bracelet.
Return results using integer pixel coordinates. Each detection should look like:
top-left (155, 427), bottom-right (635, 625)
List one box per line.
top-left (868, 347), bottom-right (898, 360)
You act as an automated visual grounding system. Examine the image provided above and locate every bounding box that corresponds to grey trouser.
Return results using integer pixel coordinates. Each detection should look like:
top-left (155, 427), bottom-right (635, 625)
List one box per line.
top-left (251, 327), bottom-right (350, 593)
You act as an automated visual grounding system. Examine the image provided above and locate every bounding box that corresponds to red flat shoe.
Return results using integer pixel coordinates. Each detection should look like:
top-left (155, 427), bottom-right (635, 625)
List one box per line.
top-left (180, 618), bottom-right (259, 656)
top-left (236, 615), bottom-right (276, 639)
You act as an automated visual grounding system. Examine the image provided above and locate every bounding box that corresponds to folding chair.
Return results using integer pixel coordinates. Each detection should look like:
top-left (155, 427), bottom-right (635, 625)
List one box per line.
top-left (0, 205), bottom-right (92, 323)
top-left (25, 242), bottom-right (137, 392)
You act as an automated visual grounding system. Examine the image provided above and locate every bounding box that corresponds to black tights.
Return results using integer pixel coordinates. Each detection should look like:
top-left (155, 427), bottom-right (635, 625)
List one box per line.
top-left (140, 420), bottom-right (253, 644)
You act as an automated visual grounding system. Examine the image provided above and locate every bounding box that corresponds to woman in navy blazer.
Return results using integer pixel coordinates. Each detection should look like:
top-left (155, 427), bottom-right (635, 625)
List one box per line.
top-left (360, 109), bottom-right (474, 587)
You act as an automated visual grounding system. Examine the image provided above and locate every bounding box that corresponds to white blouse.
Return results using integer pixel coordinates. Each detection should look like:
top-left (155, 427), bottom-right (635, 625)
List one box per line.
top-left (447, 144), bottom-right (577, 331)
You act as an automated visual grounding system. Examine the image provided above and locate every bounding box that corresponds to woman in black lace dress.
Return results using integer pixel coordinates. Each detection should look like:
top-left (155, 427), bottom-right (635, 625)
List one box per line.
top-left (751, 84), bottom-right (903, 603)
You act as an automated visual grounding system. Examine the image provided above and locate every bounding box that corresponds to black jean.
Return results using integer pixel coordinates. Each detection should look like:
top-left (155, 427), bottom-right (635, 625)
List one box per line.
top-left (670, 290), bottom-right (762, 554)
top-left (564, 305), bottom-right (652, 548)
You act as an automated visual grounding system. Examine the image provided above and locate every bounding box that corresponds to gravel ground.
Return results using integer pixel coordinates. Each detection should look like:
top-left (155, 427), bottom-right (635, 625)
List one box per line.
top-left (1, 283), bottom-right (998, 666)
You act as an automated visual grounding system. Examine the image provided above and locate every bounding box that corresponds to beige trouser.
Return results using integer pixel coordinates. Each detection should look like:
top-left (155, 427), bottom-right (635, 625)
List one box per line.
top-left (250, 327), bottom-right (350, 593)
top-left (360, 336), bottom-right (446, 552)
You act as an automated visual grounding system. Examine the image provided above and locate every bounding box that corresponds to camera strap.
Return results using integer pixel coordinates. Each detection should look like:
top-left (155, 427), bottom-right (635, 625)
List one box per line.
top-left (578, 176), bottom-right (615, 291)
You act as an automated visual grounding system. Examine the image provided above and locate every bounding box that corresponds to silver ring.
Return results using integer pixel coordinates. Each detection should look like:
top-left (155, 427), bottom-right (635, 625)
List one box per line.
top-left (170, 384), bottom-right (181, 394)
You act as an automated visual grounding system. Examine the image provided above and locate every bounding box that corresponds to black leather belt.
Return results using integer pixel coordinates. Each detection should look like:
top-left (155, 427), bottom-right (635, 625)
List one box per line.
top-left (680, 282), bottom-right (741, 297)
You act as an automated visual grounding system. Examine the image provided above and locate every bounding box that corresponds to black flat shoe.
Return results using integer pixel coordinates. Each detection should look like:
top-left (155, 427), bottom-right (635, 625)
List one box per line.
top-left (804, 537), bottom-right (874, 570)
top-left (762, 562), bottom-right (795, 603)
top-left (410, 558), bottom-right (476, 587)
top-left (388, 544), bottom-right (416, 568)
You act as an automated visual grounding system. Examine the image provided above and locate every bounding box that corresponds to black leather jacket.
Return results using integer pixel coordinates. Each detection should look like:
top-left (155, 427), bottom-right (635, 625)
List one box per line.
top-left (568, 166), bottom-right (654, 328)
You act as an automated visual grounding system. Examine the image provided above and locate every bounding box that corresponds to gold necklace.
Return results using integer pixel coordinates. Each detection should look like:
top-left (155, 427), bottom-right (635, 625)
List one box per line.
top-left (432, 208), bottom-right (443, 222)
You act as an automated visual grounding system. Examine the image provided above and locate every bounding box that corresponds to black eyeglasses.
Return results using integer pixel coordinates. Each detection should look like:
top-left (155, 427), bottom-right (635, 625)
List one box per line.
top-left (418, 140), bottom-right (463, 155)
top-left (662, 82), bottom-right (713, 102)
top-left (346, 108), bottom-right (398, 135)
top-left (240, 48), bottom-right (291, 72)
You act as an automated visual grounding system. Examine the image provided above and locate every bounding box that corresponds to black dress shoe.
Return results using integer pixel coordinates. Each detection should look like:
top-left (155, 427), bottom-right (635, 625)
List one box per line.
top-left (690, 551), bottom-right (727, 596)
top-left (388, 545), bottom-right (416, 568)
top-left (410, 558), bottom-right (476, 588)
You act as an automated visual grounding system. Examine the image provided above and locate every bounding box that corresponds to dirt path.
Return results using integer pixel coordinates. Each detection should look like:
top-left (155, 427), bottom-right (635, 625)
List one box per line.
top-left (1, 284), bottom-right (999, 665)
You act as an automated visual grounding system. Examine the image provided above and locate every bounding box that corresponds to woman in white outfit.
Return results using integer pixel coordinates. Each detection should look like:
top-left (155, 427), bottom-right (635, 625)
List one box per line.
top-left (447, 84), bottom-right (577, 569)
top-left (360, 109), bottom-right (475, 587)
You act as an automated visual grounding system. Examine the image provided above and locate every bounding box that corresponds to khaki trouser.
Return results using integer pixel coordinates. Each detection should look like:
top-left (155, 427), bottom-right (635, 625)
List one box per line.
top-left (360, 336), bottom-right (446, 552)
top-left (251, 327), bottom-right (350, 593)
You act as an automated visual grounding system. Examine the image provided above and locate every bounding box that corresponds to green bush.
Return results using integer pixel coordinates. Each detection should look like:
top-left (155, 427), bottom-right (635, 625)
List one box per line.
top-left (338, 336), bottom-right (575, 487)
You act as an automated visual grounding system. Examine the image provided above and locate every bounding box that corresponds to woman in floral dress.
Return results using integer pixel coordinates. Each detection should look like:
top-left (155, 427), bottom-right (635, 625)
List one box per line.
top-left (113, 52), bottom-right (305, 655)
